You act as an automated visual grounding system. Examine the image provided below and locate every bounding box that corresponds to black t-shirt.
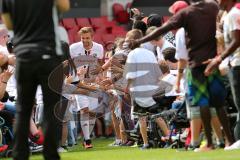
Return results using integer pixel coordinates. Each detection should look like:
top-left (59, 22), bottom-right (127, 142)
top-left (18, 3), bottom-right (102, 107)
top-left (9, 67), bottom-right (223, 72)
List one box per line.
top-left (1, 0), bottom-right (62, 57)
top-left (167, 0), bottom-right (219, 68)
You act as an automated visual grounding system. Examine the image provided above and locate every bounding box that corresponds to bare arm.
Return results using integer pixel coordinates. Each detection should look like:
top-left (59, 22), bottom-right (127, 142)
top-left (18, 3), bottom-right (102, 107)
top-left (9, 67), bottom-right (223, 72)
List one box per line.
top-left (1, 13), bottom-right (13, 30)
top-left (175, 59), bottom-right (187, 93)
top-left (138, 23), bottom-right (175, 44)
top-left (0, 68), bottom-right (14, 100)
top-left (125, 78), bottom-right (134, 93)
top-left (221, 30), bottom-right (240, 60)
top-left (204, 30), bottom-right (240, 76)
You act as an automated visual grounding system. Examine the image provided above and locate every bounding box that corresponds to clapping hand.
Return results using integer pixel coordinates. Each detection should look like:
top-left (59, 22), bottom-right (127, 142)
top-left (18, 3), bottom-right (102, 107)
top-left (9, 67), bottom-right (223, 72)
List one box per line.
top-left (1, 66), bottom-right (14, 82)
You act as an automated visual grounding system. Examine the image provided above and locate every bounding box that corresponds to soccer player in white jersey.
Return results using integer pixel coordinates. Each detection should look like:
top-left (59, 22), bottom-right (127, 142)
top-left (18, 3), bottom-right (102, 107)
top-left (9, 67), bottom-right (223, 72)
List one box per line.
top-left (70, 27), bottom-right (104, 149)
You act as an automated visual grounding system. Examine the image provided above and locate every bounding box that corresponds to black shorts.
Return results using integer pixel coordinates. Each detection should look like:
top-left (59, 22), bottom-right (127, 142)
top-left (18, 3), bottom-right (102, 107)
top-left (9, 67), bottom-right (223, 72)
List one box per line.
top-left (132, 100), bottom-right (161, 116)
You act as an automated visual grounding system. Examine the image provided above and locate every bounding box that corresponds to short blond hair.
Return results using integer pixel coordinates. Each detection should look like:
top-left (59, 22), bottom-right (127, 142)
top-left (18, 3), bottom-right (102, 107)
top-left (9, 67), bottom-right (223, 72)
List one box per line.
top-left (146, 26), bottom-right (161, 40)
top-left (78, 27), bottom-right (94, 35)
top-left (126, 29), bottom-right (143, 40)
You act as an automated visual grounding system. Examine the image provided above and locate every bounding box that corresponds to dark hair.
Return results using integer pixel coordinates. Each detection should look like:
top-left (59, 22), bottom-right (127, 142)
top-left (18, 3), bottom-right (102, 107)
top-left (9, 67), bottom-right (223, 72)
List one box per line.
top-left (61, 41), bottom-right (77, 76)
top-left (132, 20), bottom-right (147, 35)
top-left (162, 47), bottom-right (177, 63)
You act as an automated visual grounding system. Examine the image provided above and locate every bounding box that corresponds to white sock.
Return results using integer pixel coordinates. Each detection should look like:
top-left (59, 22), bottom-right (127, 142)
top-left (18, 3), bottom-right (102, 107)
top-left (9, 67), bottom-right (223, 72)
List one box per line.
top-left (115, 139), bottom-right (121, 144)
top-left (81, 113), bottom-right (90, 140)
top-left (89, 117), bottom-right (96, 136)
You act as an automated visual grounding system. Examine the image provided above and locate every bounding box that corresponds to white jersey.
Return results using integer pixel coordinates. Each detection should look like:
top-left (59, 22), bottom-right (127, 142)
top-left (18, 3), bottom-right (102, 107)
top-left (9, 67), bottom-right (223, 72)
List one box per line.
top-left (70, 41), bottom-right (104, 59)
top-left (69, 41), bottom-right (104, 111)
top-left (157, 39), bottom-right (175, 61)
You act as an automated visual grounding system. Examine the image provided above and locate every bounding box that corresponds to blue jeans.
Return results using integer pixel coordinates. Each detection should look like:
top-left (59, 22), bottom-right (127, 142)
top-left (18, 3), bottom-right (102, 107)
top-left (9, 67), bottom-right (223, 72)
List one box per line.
top-left (228, 66), bottom-right (240, 140)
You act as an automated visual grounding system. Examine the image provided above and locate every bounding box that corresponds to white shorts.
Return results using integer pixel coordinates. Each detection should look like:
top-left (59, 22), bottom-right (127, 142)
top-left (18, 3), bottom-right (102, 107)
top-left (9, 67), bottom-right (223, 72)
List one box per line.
top-left (75, 95), bottom-right (98, 111)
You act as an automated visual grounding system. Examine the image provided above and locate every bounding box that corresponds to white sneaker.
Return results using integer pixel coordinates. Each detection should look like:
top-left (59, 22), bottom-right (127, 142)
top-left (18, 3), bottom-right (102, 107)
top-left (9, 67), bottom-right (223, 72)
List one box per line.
top-left (108, 140), bottom-right (121, 147)
top-left (224, 140), bottom-right (240, 151)
top-left (57, 147), bottom-right (67, 153)
top-left (29, 142), bottom-right (43, 153)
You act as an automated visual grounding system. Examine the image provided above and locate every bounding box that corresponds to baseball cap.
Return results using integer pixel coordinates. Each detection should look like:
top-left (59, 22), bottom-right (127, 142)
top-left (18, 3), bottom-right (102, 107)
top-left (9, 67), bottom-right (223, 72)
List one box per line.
top-left (169, 1), bottom-right (189, 14)
top-left (147, 14), bottom-right (163, 27)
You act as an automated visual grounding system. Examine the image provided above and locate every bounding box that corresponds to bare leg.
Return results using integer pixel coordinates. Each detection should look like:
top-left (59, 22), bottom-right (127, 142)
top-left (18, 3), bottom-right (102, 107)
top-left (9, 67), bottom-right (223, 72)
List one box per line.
top-left (29, 118), bottom-right (38, 135)
top-left (61, 122), bottom-right (68, 146)
top-left (139, 116), bottom-right (148, 145)
top-left (190, 118), bottom-right (202, 147)
top-left (215, 107), bottom-right (234, 146)
top-left (155, 117), bottom-right (170, 136)
top-left (211, 115), bottom-right (224, 145)
top-left (200, 107), bottom-right (213, 148)
top-left (120, 119), bottom-right (127, 143)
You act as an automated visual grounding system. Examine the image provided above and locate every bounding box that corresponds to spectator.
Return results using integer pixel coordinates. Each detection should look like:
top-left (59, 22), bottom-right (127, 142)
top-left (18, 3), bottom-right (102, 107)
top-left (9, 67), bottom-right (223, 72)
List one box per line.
top-left (69, 27), bottom-right (104, 149)
top-left (1, 0), bottom-right (70, 159)
top-left (124, 29), bottom-right (162, 149)
top-left (204, 0), bottom-right (240, 151)
top-left (146, 26), bottom-right (175, 62)
top-left (131, 0), bottom-right (233, 152)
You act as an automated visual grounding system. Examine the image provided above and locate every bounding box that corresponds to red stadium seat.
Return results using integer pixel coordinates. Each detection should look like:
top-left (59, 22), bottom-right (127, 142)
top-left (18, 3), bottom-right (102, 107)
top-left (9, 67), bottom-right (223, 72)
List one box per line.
top-left (90, 17), bottom-right (105, 29)
top-left (115, 10), bottom-right (129, 24)
top-left (90, 17), bottom-right (114, 34)
top-left (62, 18), bottom-right (78, 30)
top-left (113, 31), bottom-right (127, 38)
top-left (95, 27), bottom-right (108, 34)
top-left (112, 3), bottom-right (125, 17)
top-left (111, 25), bottom-right (127, 38)
top-left (73, 34), bottom-right (81, 43)
top-left (68, 29), bottom-right (78, 43)
top-left (76, 18), bottom-right (91, 28)
top-left (67, 33), bottom-right (75, 44)
top-left (102, 34), bottom-right (115, 44)
top-left (112, 3), bottom-right (129, 24)
top-left (112, 26), bottom-right (126, 33)
top-left (93, 34), bottom-right (104, 45)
